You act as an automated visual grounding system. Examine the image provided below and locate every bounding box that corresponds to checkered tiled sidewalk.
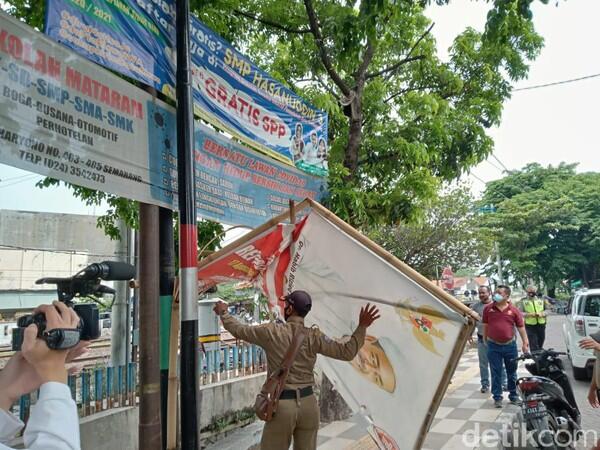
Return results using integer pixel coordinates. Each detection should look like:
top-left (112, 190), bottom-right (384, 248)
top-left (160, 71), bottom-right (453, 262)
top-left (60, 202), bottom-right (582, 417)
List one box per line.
top-left (316, 348), bottom-right (524, 450)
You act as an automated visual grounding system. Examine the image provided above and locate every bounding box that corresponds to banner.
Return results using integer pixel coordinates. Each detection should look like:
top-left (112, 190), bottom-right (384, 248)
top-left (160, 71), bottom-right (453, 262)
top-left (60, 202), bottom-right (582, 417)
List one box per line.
top-left (188, 19), bottom-right (329, 177)
top-left (197, 203), bottom-right (475, 449)
top-left (194, 124), bottom-right (326, 227)
top-left (0, 10), bottom-right (175, 208)
top-left (45, 0), bottom-right (175, 96)
top-left (0, 11), bottom-right (326, 228)
top-left (45, 0), bottom-right (330, 177)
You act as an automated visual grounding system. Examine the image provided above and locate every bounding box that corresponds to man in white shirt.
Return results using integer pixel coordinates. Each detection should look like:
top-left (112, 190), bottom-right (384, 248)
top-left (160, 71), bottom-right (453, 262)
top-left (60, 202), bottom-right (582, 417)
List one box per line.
top-left (0, 302), bottom-right (87, 450)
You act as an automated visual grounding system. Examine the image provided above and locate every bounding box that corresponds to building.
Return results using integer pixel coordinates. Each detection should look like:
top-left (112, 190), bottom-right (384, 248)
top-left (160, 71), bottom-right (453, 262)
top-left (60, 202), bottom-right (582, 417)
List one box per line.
top-left (0, 209), bottom-right (128, 318)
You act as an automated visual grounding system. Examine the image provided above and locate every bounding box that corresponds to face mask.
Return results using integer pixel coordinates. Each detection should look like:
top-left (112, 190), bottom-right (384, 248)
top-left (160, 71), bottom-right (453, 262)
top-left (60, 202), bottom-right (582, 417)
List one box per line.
top-left (528, 293), bottom-right (536, 297)
top-left (493, 294), bottom-right (503, 302)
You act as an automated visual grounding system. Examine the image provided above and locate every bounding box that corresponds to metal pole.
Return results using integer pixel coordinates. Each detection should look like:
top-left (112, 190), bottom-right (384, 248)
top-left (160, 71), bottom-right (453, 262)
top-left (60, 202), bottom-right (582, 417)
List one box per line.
top-left (111, 220), bottom-right (129, 368)
top-left (495, 241), bottom-right (504, 285)
top-left (139, 204), bottom-right (162, 449)
top-left (159, 207), bottom-right (175, 450)
top-left (175, 0), bottom-right (199, 445)
top-left (131, 230), bottom-right (139, 364)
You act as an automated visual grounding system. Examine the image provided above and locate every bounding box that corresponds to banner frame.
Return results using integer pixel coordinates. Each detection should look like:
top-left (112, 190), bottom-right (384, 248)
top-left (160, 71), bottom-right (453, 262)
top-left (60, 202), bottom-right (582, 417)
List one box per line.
top-left (196, 198), bottom-right (480, 450)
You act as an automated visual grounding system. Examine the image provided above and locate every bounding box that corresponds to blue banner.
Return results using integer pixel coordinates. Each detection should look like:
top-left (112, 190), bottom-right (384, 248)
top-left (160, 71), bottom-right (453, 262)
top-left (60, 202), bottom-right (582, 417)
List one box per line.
top-left (45, 0), bottom-right (329, 177)
top-left (192, 124), bottom-right (327, 226)
top-left (146, 108), bottom-right (327, 227)
top-left (188, 18), bottom-right (329, 177)
top-left (45, 0), bottom-right (175, 95)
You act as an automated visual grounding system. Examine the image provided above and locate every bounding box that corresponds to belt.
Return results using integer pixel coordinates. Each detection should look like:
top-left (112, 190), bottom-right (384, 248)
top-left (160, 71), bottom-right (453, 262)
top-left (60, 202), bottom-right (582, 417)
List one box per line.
top-left (488, 337), bottom-right (515, 345)
top-left (279, 386), bottom-right (313, 400)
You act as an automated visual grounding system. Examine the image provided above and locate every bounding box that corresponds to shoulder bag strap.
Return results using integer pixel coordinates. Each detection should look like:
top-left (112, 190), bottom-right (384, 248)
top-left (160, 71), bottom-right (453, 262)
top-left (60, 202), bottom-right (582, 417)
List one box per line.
top-left (280, 327), bottom-right (308, 375)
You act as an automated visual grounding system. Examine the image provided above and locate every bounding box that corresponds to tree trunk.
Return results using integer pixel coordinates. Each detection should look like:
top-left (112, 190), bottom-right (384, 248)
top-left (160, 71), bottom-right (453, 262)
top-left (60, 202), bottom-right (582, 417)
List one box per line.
top-left (343, 93), bottom-right (363, 178)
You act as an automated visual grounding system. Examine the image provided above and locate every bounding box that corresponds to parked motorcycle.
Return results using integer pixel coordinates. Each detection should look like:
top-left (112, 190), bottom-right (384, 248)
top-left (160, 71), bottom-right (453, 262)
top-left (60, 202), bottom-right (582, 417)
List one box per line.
top-left (514, 349), bottom-right (581, 449)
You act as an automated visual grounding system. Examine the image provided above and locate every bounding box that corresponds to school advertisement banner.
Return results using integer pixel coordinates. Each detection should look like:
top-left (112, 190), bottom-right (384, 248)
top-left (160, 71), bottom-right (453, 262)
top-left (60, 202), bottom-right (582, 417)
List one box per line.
top-left (0, 11), bottom-right (325, 227)
top-left (0, 10), bottom-right (176, 208)
top-left (148, 120), bottom-right (328, 227)
top-left (197, 204), bottom-right (475, 449)
top-left (45, 0), bottom-right (176, 96)
top-left (192, 124), bottom-right (327, 227)
top-left (45, 0), bottom-right (330, 177)
top-left (188, 18), bottom-right (329, 177)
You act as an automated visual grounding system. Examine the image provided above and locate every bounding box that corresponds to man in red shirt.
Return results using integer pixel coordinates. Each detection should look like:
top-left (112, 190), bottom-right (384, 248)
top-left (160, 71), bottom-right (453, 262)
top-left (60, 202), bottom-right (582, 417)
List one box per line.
top-left (482, 285), bottom-right (530, 408)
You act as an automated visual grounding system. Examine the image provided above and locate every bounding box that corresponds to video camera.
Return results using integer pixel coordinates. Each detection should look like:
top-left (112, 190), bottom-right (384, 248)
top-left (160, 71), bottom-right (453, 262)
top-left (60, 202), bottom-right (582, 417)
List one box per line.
top-left (12, 261), bottom-right (135, 351)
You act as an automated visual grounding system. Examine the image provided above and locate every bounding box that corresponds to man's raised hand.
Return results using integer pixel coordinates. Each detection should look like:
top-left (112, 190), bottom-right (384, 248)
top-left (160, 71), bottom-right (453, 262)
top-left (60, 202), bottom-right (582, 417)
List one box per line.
top-left (358, 303), bottom-right (380, 328)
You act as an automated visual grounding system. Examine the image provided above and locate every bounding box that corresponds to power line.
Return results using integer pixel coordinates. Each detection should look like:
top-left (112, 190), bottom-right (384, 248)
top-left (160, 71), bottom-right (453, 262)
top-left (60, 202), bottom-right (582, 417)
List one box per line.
top-left (513, 72), bottom-right (600, 92)
top-left (0, 174), bottom-right (40, 189)
top-left (491, 153), bottom-right (510, 172)
top-left (0, 173), bottom-right (37, 183)
top-left (469, 172), bottom-right (488, 186)
top-left (0, 244), bottom-right (128, 259)
top-left (485, 159), bottom-right (504, 173)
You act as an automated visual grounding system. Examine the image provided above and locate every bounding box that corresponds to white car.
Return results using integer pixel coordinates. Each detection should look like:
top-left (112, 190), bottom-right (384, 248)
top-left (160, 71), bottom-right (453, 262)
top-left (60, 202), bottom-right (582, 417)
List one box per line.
top-left (563, 289), bottom-right (600, 380)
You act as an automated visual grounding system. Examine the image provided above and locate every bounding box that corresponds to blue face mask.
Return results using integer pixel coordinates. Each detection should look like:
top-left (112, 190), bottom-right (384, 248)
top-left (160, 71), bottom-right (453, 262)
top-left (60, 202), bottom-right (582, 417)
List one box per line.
top-left (493, 293), bottom-right (503, 302)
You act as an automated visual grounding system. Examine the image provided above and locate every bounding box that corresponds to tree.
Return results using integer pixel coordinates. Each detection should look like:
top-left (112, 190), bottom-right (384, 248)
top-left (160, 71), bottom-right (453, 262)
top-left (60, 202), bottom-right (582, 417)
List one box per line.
top-left (3, 0), bottom-right (549, 235)
top-left (369, 185), bottom-right (492, 279)
top-left (478, 163), bottom-right (600, 296)
top-left (196, 0), bottom-right (548, 225)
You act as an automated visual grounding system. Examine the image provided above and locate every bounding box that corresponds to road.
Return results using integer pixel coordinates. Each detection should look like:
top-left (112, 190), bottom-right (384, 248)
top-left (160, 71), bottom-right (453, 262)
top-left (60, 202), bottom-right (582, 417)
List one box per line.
top-left (542, 313), bottom-right (600, 432)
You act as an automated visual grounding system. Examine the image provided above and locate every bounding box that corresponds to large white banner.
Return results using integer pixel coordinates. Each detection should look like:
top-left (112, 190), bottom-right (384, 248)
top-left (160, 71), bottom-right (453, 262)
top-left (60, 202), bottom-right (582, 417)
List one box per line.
top-left (0, 10), bottom-right (176, 208)
top-left (197, 203), bottom-right (474, 449)
top-left (290, 212), bottom-right (466, 448)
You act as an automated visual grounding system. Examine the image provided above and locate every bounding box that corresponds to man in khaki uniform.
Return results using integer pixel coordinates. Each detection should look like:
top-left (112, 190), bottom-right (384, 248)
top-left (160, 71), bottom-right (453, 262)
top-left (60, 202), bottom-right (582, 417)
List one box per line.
top-left (213, 290), bottom-right (380, 450)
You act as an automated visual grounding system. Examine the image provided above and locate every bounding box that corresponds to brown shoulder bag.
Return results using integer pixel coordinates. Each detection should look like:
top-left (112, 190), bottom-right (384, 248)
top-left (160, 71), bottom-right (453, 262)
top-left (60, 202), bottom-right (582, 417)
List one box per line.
top-left (254, 327), bottom-right (307, 422)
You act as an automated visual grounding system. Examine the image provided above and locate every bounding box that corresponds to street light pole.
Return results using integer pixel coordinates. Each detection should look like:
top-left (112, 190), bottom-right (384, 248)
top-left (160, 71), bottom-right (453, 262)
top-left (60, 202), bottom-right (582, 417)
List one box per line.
top-left (175, 0), bottom-right (199, 446)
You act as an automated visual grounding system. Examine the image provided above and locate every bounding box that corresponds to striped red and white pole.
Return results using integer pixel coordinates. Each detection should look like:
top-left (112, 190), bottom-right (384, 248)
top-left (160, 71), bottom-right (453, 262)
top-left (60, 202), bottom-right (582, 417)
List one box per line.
top-left (175, 0), bottom-right (199, 445)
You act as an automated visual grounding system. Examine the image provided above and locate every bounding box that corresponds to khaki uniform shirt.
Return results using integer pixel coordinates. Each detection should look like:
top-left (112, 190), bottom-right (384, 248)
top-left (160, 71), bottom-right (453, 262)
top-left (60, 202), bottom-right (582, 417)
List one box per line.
top-left (220, 313), bottom-right (366, 389)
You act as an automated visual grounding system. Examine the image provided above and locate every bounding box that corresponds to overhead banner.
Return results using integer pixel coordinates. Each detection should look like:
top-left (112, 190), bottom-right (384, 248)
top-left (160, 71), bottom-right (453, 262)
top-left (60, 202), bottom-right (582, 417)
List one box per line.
top-left (188, 18), bottom-right (329, 177)
top-left (1, 10), bottom-right (326, 228)
top-left (44, 0), bottom-right (176, 96)
top-left (0, 10), bottom-right (175, 208)
top-left (45, 0), bottom-right (330, 177)
top-left (197, 201), bottom-right (476, 449)
top-left (149, 121), bottom-right (327, 228)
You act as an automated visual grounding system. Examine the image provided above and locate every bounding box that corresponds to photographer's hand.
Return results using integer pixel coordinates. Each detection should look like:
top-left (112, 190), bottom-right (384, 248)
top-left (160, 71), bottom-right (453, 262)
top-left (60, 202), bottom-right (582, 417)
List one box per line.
top-left (22, 302), bottom-right (80, 384)
top-left (0, 303), bottom-right (88, 411)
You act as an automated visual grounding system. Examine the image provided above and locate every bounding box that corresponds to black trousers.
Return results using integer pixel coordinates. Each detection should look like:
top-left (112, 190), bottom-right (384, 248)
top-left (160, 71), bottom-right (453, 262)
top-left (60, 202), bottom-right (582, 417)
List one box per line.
top-left (526, 324), bottom-right (546, 351)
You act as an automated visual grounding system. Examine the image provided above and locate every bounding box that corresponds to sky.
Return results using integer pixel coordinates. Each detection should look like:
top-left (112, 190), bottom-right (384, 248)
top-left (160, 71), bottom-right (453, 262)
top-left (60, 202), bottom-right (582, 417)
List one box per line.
top-left (1, 0), bottom-right (599, 215)
top-left (428, 0), bottom-right (600, 195)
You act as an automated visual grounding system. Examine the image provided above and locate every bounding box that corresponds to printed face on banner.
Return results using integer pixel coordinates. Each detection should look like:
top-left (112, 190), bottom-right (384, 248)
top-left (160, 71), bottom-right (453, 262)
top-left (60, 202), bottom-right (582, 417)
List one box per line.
top-left (279, 212), bottom-right (466, 448)
top-left (44, 0), bottom-right (329, 177)
top-left (189, 18), bottom-right (329, 177)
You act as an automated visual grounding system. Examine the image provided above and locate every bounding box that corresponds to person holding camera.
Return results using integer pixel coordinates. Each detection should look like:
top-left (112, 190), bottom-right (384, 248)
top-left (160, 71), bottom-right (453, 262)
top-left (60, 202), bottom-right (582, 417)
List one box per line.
top-left (0, 301), bottom-right (88, 450)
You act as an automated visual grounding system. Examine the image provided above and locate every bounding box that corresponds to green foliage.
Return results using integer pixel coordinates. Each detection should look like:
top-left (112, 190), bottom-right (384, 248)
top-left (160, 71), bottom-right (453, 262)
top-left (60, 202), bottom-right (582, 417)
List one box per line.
top-left (6, 0), bottom-right (551, 233)
top-left (478, 163), bottom-right (600, 292)
top-left (197, 0), bottom-right (548, 226)
top-left (368, 185), bottom-right (492, 278)
top-left (2, 0), bottom-right (45, 31)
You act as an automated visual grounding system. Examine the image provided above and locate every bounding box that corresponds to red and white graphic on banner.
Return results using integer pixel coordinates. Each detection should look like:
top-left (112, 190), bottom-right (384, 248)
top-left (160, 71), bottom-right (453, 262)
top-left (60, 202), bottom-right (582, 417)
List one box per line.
top-left (198, 218), bottom-right (307, 315)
